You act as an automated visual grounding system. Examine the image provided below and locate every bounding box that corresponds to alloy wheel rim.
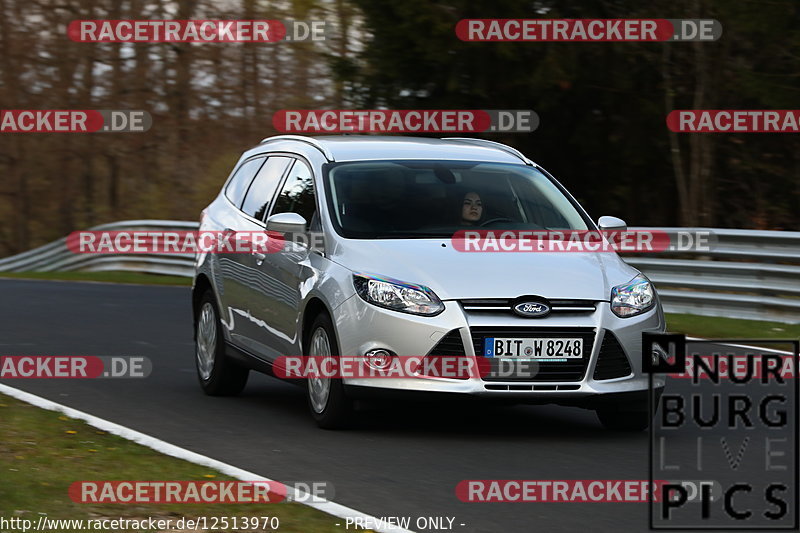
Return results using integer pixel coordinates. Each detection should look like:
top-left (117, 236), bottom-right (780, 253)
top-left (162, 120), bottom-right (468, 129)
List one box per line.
top-left (196, 302), bottom-right (217, 381)
top-left (308, 327), bottom-right (333, 414)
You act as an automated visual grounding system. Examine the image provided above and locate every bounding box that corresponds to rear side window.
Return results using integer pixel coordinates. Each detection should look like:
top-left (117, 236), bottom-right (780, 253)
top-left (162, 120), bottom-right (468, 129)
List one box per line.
top-left (241, 156), bottom-right (292, 220)
top-left (271, 160), bottom-right (316, 227)
top-left (225, 157), bottom-right (265, 207)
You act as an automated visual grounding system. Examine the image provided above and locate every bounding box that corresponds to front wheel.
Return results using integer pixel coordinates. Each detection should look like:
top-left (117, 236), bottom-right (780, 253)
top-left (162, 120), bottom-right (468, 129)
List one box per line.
top-left (195, 291), bottom-right (249, 396)
top-left (305, 313), bottom-right (355, 429)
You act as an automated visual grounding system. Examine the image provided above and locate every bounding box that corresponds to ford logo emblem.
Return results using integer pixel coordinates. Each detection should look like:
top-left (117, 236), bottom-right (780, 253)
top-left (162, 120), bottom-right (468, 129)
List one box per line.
top-left (513, 301), bottom-right (551, 318)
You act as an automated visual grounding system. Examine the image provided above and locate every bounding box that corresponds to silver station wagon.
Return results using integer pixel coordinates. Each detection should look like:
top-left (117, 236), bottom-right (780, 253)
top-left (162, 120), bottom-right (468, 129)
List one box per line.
top-left (192, 135), bottom-right (666, 429)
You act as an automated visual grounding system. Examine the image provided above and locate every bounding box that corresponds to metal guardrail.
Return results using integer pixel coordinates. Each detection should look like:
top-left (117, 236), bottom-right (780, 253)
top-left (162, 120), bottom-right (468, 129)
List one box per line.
top-left (0, 220), bottom-right (198, 277)
top-left (0, 221), bottom-right (797, 323)
top-left (624, 227), bottom-right (800, 324)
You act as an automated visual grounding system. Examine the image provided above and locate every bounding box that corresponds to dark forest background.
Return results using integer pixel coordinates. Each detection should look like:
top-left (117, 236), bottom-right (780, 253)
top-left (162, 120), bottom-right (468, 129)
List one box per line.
top-left (1, 0), bottom-right (798, 256)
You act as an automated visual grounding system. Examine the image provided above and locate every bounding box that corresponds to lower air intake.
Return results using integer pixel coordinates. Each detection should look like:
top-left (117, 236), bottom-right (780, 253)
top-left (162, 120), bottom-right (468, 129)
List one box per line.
top-left (593, 331), bottom-right (633, 380)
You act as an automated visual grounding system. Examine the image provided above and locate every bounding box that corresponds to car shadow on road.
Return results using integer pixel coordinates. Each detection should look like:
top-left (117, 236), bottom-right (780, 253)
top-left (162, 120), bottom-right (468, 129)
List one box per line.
top-left (243, 375), bottom-right (647, 441)
top-left (352, 401), bottom-right (635, 440)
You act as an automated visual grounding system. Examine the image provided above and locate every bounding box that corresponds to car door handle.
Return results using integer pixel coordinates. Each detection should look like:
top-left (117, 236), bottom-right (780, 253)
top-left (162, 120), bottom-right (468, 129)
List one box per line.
top-left (252, 251), bottom-right (266, 265)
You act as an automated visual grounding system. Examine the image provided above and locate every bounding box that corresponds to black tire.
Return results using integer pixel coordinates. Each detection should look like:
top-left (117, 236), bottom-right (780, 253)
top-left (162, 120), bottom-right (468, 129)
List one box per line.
top-left (304, 312), bottom-right (355, 429)
top-left (596, 407), bottom-right (651, 431)
top-left (194, 291), bottom-right (249, 396)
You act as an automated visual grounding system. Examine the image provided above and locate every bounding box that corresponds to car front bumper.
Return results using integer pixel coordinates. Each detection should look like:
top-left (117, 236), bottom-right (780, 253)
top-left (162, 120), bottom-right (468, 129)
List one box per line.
top-left (332, 294), bottom-right (667, 400)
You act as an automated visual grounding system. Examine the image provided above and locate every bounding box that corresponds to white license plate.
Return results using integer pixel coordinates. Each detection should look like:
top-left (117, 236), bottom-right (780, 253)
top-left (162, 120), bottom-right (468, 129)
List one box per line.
top-left (483, 337), bottom-right (583, 359)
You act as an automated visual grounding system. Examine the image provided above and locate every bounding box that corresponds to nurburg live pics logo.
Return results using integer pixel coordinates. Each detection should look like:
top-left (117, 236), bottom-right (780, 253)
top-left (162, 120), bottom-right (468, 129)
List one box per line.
top-left (645, 333), bottom-right (799, 529)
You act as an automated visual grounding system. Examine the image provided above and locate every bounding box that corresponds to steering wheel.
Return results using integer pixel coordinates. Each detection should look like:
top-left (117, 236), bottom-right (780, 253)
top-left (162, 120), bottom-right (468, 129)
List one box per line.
top-left (480, 217), bottom-right (514, 227)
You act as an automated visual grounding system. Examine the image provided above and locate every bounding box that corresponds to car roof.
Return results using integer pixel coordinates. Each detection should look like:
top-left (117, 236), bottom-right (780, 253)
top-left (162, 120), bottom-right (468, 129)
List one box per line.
top-left (257, 135), bottom-right (535, 165)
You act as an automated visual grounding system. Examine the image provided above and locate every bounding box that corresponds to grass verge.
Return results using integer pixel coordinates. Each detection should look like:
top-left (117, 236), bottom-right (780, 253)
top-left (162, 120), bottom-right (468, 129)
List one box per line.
top-left (0, 393), bottom-right (353, 532)
top-left (666, 313), bottom-right (799, 351)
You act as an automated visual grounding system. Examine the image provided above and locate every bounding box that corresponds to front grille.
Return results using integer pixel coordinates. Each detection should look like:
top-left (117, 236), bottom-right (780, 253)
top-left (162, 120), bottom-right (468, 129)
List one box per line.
top-left (593, 331), bottom-right (633, 380)
top-left (484, 384), bottom-right (581, 391)
top-left (471, 327), bottom-right (595, 382)
top-left (460, 299), bottom-right (597, 315)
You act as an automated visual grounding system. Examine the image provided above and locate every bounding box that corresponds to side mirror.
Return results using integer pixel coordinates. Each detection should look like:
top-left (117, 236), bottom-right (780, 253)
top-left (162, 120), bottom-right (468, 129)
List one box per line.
top-left (597, 216), bottom-right (627, 232)
top-left (266, 212), bottom-right (307, 234)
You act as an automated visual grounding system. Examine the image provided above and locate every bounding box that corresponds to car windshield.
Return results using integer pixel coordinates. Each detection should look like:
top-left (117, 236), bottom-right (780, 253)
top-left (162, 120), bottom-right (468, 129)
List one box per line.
top-left (323, 160), bottom-right (589, 238)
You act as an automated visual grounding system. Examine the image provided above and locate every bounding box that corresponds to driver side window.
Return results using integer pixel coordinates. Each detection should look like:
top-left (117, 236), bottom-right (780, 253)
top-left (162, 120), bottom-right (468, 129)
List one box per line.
top-left (271, 159), bottom-right (316, 229)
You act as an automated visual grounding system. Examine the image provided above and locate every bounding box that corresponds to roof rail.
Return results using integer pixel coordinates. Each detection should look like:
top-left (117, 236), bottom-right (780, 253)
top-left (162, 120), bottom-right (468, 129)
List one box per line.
top-left (442, 137), bottom-right (535, 166)
top-left (260, 135), bottom-right (335, 161)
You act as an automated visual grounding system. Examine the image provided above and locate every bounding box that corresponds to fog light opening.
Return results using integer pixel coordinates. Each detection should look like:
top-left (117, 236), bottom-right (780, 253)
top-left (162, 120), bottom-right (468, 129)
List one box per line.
top-left (364, 349), bottom-right (394, 371)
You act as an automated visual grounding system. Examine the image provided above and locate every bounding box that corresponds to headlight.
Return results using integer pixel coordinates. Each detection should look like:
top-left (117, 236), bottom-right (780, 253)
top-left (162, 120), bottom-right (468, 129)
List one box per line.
top-left (611, 275), bottom-right (655, 317)
top-left (353, 273), bottom-right (444, 316)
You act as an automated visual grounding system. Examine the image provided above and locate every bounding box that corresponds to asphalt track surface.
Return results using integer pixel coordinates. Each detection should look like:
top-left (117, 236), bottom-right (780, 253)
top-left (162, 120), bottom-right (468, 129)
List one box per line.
top-left (2, 279), bottom-right (795, 533)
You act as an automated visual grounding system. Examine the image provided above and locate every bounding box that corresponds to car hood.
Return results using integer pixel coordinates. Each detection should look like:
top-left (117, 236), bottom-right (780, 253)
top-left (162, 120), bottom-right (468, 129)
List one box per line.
top-left (328, 238), bottom-right (641, 301)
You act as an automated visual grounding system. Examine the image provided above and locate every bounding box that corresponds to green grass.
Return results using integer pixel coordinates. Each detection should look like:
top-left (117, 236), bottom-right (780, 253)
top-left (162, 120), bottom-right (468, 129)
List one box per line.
top-left (0, 271), bottom-right (190, 286)
top-left (666, 313), bottom-right (799, 351)
top-left (0, 394), bottom-right (353, 532)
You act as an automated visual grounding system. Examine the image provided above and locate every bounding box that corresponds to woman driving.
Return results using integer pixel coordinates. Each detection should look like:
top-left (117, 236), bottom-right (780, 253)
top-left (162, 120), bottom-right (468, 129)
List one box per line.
top-left (460, 191), bottom-right (484, 225)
